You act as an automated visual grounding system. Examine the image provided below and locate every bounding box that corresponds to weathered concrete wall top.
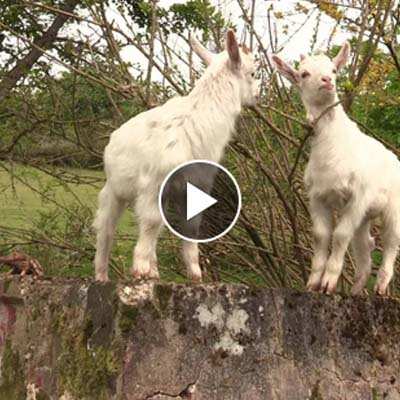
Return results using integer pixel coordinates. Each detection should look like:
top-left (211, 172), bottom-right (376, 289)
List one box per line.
top-left (0, 277), bottom-right (399, 400)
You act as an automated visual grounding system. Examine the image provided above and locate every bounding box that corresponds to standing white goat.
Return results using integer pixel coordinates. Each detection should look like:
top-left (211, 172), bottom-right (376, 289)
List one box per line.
top-left (273, 43), bottom-right (400, 295)
top-left (93, 30), bottom-right (258, 282)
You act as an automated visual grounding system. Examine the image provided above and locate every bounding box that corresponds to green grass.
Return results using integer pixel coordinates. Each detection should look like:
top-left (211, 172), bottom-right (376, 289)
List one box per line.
top-left (0, 164), bottom-right (188, 281)
top-left (0, 164), bottom-right (265, 285)
top-left (0, 164), bottom-right (133, 232)
top-left (0, 164), bottom-right (134, 277)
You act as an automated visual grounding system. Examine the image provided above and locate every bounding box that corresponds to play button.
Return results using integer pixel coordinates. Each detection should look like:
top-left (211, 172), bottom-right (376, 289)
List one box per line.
top-left (186, 182), bottom-right (217, 220)
top-left (159, 160), bottom-right (241, 242)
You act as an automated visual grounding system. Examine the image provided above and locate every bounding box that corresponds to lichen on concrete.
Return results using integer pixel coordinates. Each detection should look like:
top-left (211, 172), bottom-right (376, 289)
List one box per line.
top-left (195, 303), bottom-right (225, 330)
top-left (118, 281), bottom-right (154, 305)
top-left (195, 302), bottom-right (250, 356)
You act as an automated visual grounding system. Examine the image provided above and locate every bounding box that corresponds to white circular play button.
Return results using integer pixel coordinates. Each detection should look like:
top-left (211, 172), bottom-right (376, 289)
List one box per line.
top-left (159, 160), bottom-right (241, 243)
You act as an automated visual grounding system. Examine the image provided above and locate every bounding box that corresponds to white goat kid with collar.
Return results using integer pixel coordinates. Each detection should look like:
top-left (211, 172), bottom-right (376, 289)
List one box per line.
top-left (93, 31), bottom-right (259, 283)
top-left (273, 43), bottom-right (400, 295)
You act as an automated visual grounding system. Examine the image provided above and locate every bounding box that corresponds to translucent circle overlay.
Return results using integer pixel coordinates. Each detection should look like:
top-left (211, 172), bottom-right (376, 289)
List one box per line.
top-left (158, 160), bottom-right (242, 243)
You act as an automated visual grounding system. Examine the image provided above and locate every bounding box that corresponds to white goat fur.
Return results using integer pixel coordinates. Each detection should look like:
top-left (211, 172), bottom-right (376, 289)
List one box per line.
top-left (273, 44), bottom-right (400, 295)
top-left (93, 31), bottom-right (258, 282)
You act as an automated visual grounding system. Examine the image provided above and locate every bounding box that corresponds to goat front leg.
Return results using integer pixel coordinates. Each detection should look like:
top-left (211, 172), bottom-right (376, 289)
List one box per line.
top-left (132, 195), bottom-right (163, 280)
top-left (179, 172), bottom-right (214, 282)
top-left (320, 202), bottom-right (366, 294)
top-left (182, 241), bottom-right (202, 282)
top-left (306, 198), bottom-right (333, 291)
top-left (132, 218), bottom-right (162, 279)
top-left (181, 211), bottom-right (203, 282)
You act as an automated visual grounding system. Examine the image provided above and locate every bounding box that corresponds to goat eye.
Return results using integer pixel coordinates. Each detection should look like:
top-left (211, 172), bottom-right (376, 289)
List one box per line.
top-left (251, 72), bottom-right (256, 78)
top-left (333, 68), bottom-right (337, 74)
top-left (301, 71), bottom-right (310, 78)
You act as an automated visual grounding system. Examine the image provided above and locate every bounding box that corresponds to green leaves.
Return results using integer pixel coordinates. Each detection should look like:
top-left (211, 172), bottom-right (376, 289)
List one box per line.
top-left (169, 0), bottom-right (225, 35)
top-left (113, 0), bottom-right (227, 37)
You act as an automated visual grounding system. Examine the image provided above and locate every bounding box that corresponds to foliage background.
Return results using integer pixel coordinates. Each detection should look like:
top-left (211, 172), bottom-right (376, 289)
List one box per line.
top-left (0, 0), bottom-right (399, 293)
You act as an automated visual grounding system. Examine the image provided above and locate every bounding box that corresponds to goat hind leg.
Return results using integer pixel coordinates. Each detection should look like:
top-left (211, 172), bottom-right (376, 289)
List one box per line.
top-left (149, 224), bottom-right (163, 279)
top-left (93, 186), bottom-right (126, 282)
top-left (320, 203), bottom-right (366, 294)
top-left (350, 220), bottom-right (374, 295)
top-left (375, 216), bottom-right (400, 296)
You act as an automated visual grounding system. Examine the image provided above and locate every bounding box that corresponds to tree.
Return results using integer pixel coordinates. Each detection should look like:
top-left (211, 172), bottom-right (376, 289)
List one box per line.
top-left (0, 0), bottom-right (81, 102)
top-left (0, 0), bottom-right (398, 292)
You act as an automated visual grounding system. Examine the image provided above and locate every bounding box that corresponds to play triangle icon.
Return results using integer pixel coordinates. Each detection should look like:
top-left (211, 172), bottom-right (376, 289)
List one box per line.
top-left (186, 182), bottom-right (218, 221)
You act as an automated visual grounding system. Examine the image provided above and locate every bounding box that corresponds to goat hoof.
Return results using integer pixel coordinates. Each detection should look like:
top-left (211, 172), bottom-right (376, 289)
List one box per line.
top-left (190, 276), bottom-right (202, 283)
top-left (350, 285), bottom-right (364, 296)
top-left (95, 274), bottom-right (110, 283)
top-left (132, 274), bottom-right (150, 281)
top-left (306, 272), bottom-right (323, 292)
top-left (132, 264), bottom-right (152, 280)
top-left (374, 272), bottom-right (391, 296)
top-left (319, 282), bottom-right (328, 294)
top-left (187, 272), bottom-right (202, 283)
top-left (132, 272), bottom-right (147, 281)
top-left (351, 276), bottom-right (369, 296)
top-left (148, 269), bottom-right (160, 280)
top-left (306, 282), bottom-right (321, 292)
top-left (186, 265), bottom-right (202, 283)
top-left (132, 271), bottom-right (160, 281)
top-left (319, 279), bottom-right (336, 295)
top-left (374, 283), bottom-right (389, 297)
top-left (375, 289), bottom-right (388, 297)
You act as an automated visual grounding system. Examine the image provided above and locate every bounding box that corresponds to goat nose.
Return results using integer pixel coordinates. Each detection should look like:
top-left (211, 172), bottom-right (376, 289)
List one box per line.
top-left (321, 76), bottom-right (332, 83)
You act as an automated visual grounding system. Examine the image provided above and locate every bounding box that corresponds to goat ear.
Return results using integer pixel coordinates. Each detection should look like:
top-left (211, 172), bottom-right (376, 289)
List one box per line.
top-left (190, 36), bottom-right (213, 66)
top-left (226, 30), bottom-right (241, 69)
top-left (333, 41), bottom-right (350, 71)
top-left (272, 55), bottom-right (299, 84)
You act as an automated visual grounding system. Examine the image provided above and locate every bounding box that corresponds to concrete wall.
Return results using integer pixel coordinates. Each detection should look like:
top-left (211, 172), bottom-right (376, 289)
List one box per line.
top-left (0, 277), bottom-right (399, 399)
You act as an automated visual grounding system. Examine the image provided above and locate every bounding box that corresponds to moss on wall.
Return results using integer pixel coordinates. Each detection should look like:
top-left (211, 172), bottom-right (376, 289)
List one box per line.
top-left (53, 306), bottom-right (120, 399)
top-left (119, 304), bottom-right (139, 335)
top-left (0, 340), bottom-right (26, 400)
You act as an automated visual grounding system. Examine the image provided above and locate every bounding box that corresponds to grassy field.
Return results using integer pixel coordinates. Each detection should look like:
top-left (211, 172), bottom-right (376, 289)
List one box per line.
top-left (0, 164), bottom-right (131, 276)
top-left (0, 164), bottom-right (143, 233)
top-left (0, 163), bottom-right (189, 281)
top-left (0, 163), bottom-right (384, 289)
top-left (0, 163), bottom-right (288, 286)
top-left (0, 164), bottom-right (103, 227)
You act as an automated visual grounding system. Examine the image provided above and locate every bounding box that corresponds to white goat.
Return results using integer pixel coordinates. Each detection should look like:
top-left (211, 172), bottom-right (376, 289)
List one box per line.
top-left (273, 43), bottom-right (400, 295)
top-left (93, 30), bottom-right (258, 282)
